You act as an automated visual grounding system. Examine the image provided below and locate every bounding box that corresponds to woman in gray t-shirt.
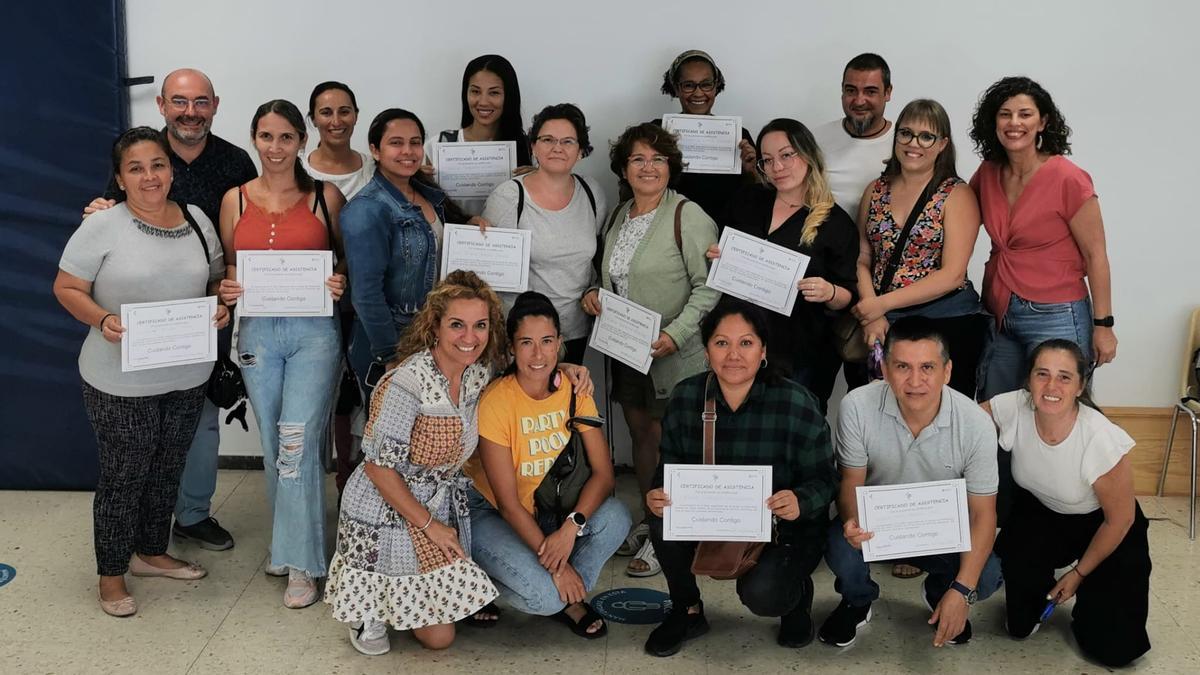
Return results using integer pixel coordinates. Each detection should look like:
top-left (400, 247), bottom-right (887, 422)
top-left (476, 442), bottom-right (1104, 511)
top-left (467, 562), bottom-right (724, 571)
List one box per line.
top-left (53, 127), bottom-right (227, 618)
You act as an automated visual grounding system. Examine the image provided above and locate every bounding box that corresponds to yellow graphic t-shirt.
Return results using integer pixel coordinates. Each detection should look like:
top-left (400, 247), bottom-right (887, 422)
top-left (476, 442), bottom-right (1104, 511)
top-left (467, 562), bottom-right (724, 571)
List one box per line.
top-left (466, 373), bottom-right (599, 514)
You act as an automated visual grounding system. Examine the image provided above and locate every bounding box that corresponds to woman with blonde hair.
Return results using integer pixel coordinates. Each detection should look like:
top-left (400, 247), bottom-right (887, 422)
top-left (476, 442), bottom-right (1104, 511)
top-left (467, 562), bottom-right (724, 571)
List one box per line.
top-left (710, 117), bottom-right (859, 410)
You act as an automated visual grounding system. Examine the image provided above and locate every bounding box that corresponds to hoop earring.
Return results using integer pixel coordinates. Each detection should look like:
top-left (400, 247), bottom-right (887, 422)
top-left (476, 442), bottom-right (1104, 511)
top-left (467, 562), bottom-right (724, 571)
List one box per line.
top-left (760, 357), bottom-right (768, 369)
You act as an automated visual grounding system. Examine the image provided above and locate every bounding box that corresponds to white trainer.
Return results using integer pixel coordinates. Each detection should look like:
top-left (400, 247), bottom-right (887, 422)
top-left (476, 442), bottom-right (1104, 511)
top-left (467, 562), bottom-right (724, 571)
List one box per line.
top-left (350, 619), bottom-right (391, 656)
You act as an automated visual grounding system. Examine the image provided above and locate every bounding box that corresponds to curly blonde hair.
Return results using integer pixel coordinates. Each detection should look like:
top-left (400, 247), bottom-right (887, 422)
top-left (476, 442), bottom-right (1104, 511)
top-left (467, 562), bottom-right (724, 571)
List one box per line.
top-left (756, 118), bottom-right (836, 246)
top-left (393, 270), bottom-right (507, 372)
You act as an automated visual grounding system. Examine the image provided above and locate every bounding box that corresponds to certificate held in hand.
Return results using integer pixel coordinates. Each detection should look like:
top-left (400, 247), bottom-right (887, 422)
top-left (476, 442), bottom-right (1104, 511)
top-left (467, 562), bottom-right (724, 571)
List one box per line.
top-left (434, 141), bottom-right (516, 199)
top-left (121, 296), bottom-right (218, 372)
top-left (705, 228), bottom-right (810, 315)
top-left (440, 224), bottom-right (531, 293)
top-left (587, 289), bottom-right (660, 374)
top-left (661, 114), bottom-right (742, 175)
top-left (237, 250), bottom-right (334, 317)
top-left (663, 464), bottom-right (773, 542)
top-left (855, 479), bottom-right (972, 562)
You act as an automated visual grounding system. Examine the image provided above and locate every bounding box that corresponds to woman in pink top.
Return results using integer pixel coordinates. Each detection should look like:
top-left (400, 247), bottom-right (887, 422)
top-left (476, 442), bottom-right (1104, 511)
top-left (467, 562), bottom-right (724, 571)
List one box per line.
top-left (217, 100), bottom-right (348, 609)
top-left (969, 76), bottom-right (1117, 400)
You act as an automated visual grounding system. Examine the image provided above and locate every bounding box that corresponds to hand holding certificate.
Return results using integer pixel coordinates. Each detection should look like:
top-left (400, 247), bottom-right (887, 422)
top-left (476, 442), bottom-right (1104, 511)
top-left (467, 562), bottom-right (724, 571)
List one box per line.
top-left (121, 296), bottom-right (218, 372)
top-left (663, 464), bottom-right (773, 542)
top-left (440, 223), bottom-right (531, 293)
top-left (434, 141), bottom-right (516, 199)
top-left (587, 289), bottom-right (660, 374)
top-left (236, 250), bottom-right (334, 317)
top-left (855, 479), bottom-right (972, 562)
top-left (705, 228), bottom-right (810, 315)
top-left (661, 114), bottom-right (742, 174)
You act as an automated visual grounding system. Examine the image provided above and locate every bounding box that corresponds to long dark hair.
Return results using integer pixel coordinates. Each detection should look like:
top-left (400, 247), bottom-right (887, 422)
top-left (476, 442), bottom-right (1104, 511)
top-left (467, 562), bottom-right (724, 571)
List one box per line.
top-left (459, 54), bottom-right (531, 166)
top-left (1025, 338), bottom-right (1101, 412)
top-left (250, 99), bottom-right (313, 192)
top-left (366, 108), bottom-right (473, 223)
top-left (970, 76), bottom-right (1072, 163)
top-left (882, 98), bottom-right (960, 189)
top-left (501, 291), bottom-right (562, 391)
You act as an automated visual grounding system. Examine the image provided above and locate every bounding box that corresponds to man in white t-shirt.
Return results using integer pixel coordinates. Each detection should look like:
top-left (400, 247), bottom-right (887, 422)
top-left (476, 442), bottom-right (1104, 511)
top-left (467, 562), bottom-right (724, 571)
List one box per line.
top-left (811, 53), bottom-right (895, 221)
top-left (818, 317), bottom-right (1002, 649)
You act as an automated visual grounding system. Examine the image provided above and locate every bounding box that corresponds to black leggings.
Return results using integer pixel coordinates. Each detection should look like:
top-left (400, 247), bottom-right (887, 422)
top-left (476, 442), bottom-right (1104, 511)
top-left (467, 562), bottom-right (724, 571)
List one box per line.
top-left (995, 489), bottom-right (1151, 668)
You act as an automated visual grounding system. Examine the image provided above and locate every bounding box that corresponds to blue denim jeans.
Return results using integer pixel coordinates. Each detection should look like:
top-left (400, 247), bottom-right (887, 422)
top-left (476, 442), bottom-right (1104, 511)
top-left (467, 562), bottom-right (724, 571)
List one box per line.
top-left (824, 518), bottom-right (1003, 607)
top-left (979, 295), bottom-right (1093, 400)
top-left (467, 488), bottom-right (631, 615)
top-left (174, 399), bottom-right (220, 527)
top-left (238, 316), bottom-right (341, 576)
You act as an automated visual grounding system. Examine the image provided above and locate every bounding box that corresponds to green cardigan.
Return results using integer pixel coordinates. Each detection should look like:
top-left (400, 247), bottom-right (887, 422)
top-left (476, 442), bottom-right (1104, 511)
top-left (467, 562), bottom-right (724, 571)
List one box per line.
top-left (598, 189), bottom-right (720, 399)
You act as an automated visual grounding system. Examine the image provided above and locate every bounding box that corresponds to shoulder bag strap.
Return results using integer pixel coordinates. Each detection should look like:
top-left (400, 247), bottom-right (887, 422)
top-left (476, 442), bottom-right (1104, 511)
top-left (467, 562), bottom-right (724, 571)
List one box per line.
top-left (513, 178), bottom-right (524, 223)
top-left (237, 185), bottom-right (245, 216)
top-left (573, 174), bottom-right (597, 218)
top-left (878, 180), bottom-right (936, 294)
top-left (702, 373), bottom-right (717, 464)
top-left (179, 203), bottom-right (210, 264)
top-left (673, 199), bottom-right (688, 253)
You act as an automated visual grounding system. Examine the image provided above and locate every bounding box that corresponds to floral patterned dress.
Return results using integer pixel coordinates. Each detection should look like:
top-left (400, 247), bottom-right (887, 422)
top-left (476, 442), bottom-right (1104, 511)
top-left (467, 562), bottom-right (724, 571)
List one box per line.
top-left (324, 350), bottom-right (498, 630)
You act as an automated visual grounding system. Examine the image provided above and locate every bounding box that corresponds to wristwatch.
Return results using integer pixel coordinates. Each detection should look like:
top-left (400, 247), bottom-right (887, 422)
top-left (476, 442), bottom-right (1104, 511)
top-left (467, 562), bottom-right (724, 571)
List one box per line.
top-left (949, 580), bottom-right (978, 605)
top-left (566, 511), bottom-right (587, 537)
top-left (1093, 315), bottom-right (1115, 328)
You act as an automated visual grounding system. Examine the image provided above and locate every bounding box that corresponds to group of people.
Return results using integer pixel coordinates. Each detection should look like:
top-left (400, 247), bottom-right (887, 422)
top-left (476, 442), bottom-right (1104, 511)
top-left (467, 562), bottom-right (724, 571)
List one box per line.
top-left (53, 48), bottom-right (1149, 668)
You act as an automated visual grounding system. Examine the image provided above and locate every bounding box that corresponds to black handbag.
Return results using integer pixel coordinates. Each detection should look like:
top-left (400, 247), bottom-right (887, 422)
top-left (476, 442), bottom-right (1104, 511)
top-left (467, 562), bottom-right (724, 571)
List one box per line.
top-left (532, 386), bottom-right (603, 526)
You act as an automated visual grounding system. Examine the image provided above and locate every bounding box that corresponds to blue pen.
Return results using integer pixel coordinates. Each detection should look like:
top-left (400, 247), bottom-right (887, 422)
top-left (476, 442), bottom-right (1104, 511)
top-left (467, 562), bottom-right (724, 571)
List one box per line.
top-left (1039, 598), bottom-right (1057, 622)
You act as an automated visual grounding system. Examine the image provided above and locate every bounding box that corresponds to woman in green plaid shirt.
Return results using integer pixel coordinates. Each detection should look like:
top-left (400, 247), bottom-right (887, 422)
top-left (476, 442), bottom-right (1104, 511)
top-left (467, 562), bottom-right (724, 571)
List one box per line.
top-left (643, 298), bottom-right (838, 657)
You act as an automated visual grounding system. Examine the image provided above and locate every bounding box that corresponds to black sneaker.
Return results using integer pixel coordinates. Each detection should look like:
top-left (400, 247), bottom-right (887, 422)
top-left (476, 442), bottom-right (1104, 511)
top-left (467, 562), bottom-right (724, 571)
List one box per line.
top-left (645, 601), bottom-right (710, 657)
top-left (173, 517), bottom-right (234, 551)
top-left (818, 599), bottom-right (872, 647)
top-left (921, 579), bottom-right (972, 645)
top-left (778, 577), bottom-right (815, 648)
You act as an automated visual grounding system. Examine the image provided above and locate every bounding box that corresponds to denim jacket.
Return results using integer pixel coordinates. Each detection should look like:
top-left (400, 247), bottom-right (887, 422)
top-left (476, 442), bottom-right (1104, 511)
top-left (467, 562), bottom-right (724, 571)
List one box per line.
top-left (341, 171), bottom-right (446, 384)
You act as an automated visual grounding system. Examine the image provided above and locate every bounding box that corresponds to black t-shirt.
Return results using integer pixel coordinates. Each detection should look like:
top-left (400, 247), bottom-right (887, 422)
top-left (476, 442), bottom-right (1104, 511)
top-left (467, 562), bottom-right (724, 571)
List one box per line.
top-left (105, 131), bottom-right (258, 224)
top-left (722, 184), bottom-right (860, 404)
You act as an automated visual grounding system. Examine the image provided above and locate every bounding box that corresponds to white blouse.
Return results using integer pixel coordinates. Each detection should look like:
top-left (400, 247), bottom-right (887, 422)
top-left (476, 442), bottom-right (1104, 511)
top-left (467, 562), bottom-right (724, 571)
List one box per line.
top-left (607, 208), bottom-right (657, 298)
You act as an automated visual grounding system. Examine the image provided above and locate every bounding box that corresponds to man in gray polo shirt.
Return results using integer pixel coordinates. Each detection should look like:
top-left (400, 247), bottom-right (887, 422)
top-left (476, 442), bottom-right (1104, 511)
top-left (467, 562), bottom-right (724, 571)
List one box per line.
top-left (818, 317), bottom-right (1002, 649)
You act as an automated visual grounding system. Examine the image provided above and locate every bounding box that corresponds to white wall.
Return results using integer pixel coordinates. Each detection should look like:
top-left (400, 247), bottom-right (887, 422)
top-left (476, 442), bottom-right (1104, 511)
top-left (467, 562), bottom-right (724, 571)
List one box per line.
top-left (126, 0), bottom-right (1197, 457)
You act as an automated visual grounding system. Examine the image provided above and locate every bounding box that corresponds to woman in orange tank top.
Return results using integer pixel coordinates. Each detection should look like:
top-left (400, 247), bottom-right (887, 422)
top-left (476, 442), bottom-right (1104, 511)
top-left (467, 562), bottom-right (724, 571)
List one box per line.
top-left (216, 100), bottom-right (347, 609)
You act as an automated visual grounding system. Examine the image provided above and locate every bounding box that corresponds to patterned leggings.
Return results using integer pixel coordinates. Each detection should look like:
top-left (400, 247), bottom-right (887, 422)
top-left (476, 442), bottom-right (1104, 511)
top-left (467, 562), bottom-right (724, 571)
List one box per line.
top-left (82, 382), bottom-right (207, 576)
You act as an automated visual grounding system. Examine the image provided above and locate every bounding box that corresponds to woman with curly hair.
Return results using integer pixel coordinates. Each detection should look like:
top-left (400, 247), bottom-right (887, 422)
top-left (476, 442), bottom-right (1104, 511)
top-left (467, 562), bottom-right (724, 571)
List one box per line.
top-left (969, 77), bottom-right (1117, 399)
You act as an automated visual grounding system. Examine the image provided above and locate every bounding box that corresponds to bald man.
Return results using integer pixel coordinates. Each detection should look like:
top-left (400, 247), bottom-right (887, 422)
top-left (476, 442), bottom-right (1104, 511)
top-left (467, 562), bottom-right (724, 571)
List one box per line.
top-left (83, 68), bottom-right (256, 551)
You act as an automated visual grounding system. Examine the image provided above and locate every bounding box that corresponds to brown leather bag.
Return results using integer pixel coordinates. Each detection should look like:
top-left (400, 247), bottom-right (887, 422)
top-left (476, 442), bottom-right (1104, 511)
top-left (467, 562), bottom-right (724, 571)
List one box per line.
top-left (689, 374), bottom-right (768, 580)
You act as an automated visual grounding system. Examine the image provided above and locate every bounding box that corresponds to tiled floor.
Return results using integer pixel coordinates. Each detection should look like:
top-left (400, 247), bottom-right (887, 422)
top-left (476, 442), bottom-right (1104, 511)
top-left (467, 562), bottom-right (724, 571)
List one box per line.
top-left (1, 471), bottom-right (1196, 674)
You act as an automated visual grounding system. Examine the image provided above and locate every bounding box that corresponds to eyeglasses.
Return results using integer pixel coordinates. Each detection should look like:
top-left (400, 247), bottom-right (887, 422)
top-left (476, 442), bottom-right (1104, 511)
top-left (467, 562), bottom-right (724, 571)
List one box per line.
top-left (756, 150), bottom-right (801, 173)
top-left (628, 155), bottom-right (669, 169)
top-left (535, 135), bottom-right (579, 149)
top-left (679, 80), bottom-right (715, 94)
top-left (896, 127), bottom-right (941, 148)
top-left (167, 97), bottom-right (213, 112)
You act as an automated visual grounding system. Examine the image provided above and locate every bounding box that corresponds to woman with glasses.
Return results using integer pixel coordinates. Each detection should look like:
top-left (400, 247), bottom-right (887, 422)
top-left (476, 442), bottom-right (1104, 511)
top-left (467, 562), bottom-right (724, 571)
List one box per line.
top-left (969, 77), bottom-right (1117, 400)
top-left (849, 99), bottom-right (985, 398)
top-left (581, 122), bottom-right (720, 577)
top-left (710, 118), bottom-right (858, 411)
top-left (481, 104), bottom-right (607, 364)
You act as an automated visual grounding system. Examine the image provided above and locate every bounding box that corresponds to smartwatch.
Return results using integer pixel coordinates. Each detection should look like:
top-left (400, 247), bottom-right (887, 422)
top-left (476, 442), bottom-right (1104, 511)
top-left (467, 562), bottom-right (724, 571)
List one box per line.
top-left (566, 511), bottom-right (587, 536)
top-left (1093, 316), bottom-right (1115, 328)
top-left (949, 580), bottom-right (978, 605)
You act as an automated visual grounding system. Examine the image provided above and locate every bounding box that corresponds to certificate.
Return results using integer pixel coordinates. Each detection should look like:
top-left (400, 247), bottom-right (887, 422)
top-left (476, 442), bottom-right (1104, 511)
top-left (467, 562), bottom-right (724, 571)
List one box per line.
top-left (236, 250), bottom-right (333, 317)
top-left (434, 141), bottom-right (517, 198)
top-left (663, 464), bottom-right (773, 542)
top-left (587, 289), bottom-right (660, 374)
top-left (856, 479), bottom-right (972, 562)
top-left (705, 228), bottom-right (810, 315)
top-left (121, 296), bottom-right (217, 372)
top-left (440, 224), bottom-right (532, 293)
top-left (661, 113), bottom-right (742, 174)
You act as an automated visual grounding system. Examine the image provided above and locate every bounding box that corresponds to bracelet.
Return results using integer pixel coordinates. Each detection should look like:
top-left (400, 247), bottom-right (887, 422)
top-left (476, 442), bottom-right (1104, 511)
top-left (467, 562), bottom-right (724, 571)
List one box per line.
top-left (827, 286), bottom-right (838, 304)
top-left (415, 512), bottom-right (434, 532)
top-left (1072, 565), bottom-right (1087, 579)
top-left (98, 313), bottom-right (115, 330)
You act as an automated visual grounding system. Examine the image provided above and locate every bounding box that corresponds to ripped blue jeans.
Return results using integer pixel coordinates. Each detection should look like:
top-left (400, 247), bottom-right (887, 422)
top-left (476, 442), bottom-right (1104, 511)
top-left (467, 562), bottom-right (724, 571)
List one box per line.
top-left (238, 315), bottom-right (341, 576)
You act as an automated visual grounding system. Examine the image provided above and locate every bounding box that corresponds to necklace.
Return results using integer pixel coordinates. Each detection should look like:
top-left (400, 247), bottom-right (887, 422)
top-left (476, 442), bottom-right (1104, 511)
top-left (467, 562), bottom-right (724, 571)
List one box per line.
top-left (776, 194), bottom-right (804, 209)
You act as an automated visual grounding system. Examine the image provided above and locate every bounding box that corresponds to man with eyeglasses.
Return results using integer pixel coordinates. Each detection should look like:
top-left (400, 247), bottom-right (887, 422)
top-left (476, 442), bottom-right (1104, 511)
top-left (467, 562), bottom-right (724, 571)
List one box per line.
top-left (82, 68), bottom-right (257, 553)
top-left (811, 53), bottom-right (895, 220)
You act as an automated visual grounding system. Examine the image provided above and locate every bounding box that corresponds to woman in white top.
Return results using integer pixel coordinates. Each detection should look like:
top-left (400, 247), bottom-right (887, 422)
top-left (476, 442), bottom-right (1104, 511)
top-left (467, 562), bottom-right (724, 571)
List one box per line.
top-left (983, 339), bottom-right (1150, 668)
top-left (482, 103), bottom-right (606, 365)
top-left (302, 81), bottom-right (374, 201)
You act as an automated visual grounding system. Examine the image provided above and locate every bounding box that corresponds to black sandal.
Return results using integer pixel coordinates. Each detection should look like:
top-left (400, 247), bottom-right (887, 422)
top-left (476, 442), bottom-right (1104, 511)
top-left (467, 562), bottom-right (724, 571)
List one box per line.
top-left (462, 602), bottom-right (502, 628)
top-left (551, 601), bottom-right (608, 639)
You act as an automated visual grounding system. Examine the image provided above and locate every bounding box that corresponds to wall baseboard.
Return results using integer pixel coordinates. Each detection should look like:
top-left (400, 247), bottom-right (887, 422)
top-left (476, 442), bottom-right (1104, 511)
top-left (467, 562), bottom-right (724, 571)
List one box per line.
top-left (1110, 406), bottom-right (1196, 496)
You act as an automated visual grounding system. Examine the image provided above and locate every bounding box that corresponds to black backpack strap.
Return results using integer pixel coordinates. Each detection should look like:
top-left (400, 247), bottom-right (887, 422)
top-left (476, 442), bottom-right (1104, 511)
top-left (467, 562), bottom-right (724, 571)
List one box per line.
top-left (573, 174), bottom-right (597, 218)
top-left (878, 180), bottom-right (936, 294)
top-left (513, 178), bottom-right (524, 223)
top-left (439, 129), bottom-right (458, 143)
top-left (180, 203), bottom-right (210, 264)
top-left (673, 199), bottom-right (689, 253)
top-left (314, 180), bottom-right (333, 243)
top-left (237, 185), bottom-right (244, 216)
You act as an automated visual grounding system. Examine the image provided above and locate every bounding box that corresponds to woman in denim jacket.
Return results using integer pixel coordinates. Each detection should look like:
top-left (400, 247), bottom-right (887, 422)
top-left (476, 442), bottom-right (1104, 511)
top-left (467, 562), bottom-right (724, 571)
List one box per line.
top-left (341, 108), bottom-right (484, 397)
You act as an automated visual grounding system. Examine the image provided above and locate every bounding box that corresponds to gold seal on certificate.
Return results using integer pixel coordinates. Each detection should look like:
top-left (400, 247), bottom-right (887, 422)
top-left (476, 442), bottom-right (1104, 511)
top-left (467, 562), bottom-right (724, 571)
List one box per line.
top-left (440, 223), bottom-right (532, 293)
top-left (855, 479), bottom-right (972, 562)
top-left (705, 228), bottom-right (811, 315)
top-left (434, 141), bottom-right (517, 199)
top-left (661, 114), bottom-right (742, 175)
top-left (663, 464), bottom-right (773, 542)
top-left (120, 296), bottom-right (218, 372)
top-left (236, 250), bottom-right (333, 317)
top-left (586, 289), bottom-right (660, 374)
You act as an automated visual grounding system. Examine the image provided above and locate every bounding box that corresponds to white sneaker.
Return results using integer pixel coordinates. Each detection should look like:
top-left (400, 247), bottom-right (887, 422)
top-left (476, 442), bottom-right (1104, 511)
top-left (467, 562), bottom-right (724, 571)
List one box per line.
top-left (350, 619), bottom-right (391, 656)
top-left (283, 569), bottom-right (319, 609)
top-left (265, 562), bottom-right (287, 577)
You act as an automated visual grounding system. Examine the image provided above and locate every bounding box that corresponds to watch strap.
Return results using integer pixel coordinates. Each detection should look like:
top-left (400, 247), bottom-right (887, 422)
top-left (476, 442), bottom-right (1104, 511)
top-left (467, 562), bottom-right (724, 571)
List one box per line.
top-left (949, 580), bottom-right (977, 604)
top-left (1093, 315), bottom-right (1114, 327)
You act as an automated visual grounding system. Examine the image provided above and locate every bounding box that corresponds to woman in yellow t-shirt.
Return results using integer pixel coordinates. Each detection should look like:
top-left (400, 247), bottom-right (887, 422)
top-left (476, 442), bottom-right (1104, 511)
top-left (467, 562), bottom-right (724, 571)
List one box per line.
top-left (465, 291), bottom-right (631, 638)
